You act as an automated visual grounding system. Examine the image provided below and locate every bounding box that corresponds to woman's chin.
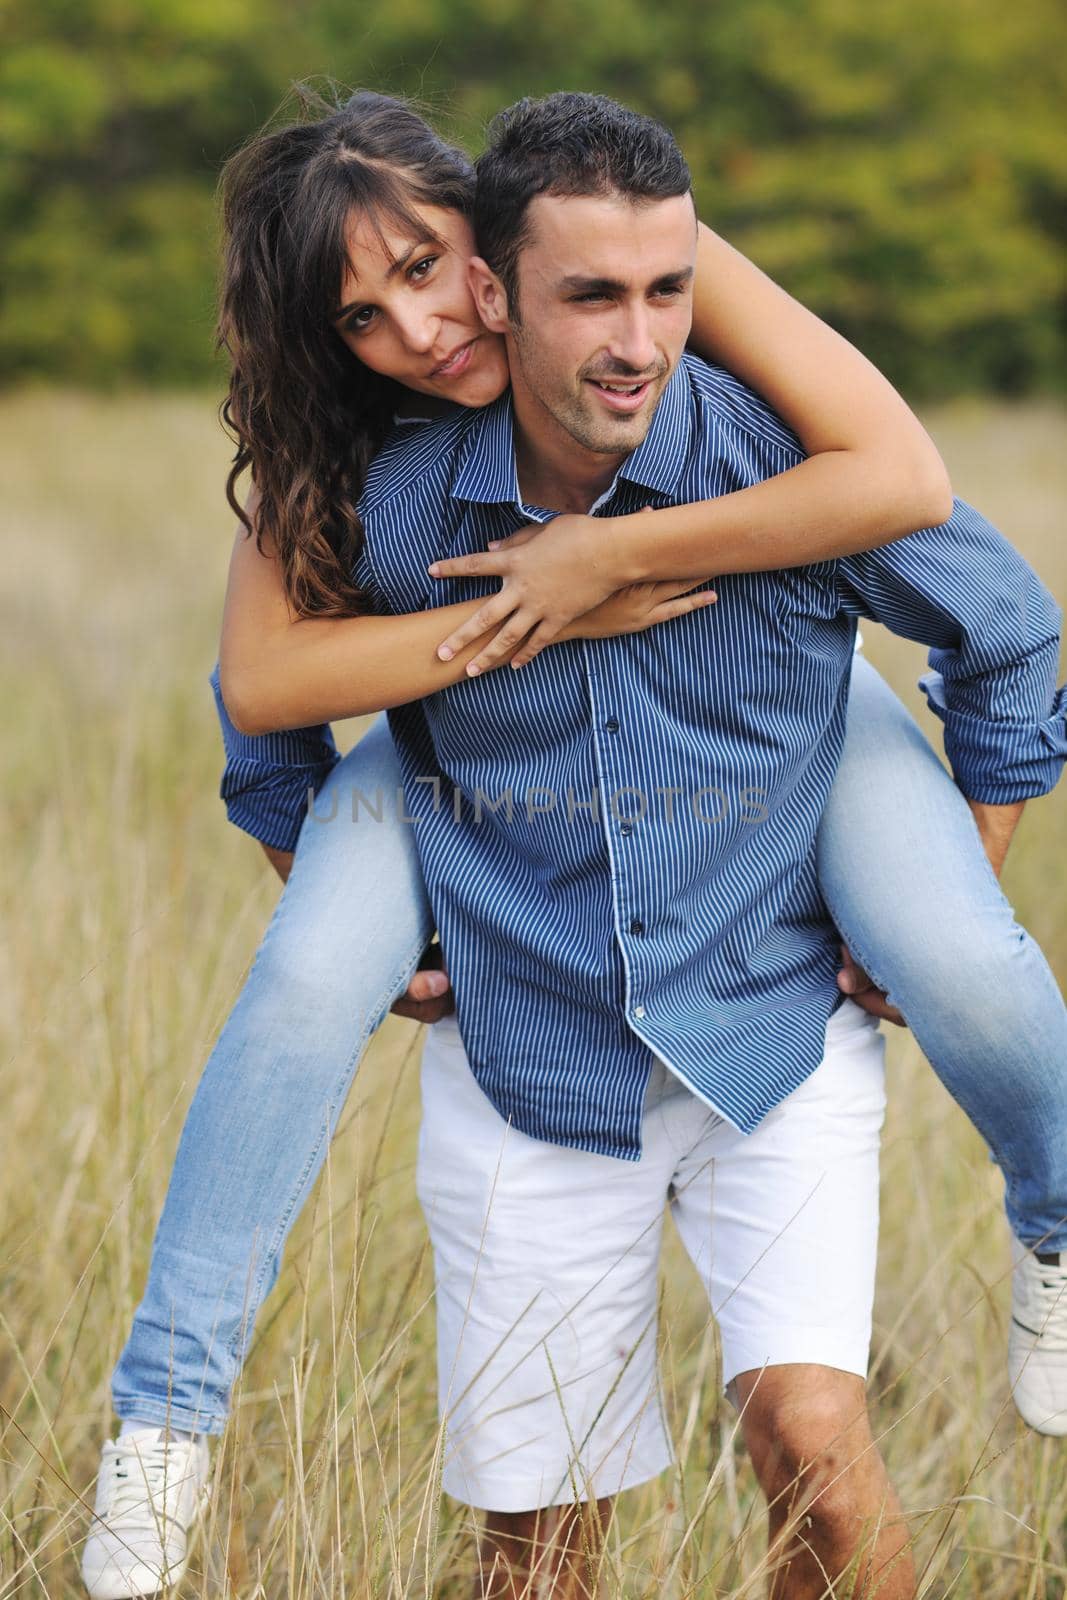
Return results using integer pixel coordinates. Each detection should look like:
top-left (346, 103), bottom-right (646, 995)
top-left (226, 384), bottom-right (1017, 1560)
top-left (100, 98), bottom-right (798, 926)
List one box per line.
top-left (443, 347), bottom-right (509, 408)
top-left (403, 342), bottom-right (509, 411)
top-left (449, 367), bottom-right (509, 409)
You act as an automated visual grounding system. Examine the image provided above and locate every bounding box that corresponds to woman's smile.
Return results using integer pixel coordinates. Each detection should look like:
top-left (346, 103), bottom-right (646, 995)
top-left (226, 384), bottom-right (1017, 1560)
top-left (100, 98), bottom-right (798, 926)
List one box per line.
top-left (430, 335), bottom-right (481, 381)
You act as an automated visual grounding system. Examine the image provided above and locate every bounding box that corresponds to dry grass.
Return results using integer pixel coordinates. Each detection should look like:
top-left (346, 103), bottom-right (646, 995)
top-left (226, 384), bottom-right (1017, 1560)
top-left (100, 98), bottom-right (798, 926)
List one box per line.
top-left (0, 391), bottom-right (1064, 1598)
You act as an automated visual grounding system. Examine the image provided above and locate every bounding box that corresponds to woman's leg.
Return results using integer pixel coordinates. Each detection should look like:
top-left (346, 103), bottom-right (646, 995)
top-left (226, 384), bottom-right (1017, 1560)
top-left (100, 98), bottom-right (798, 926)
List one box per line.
top-left (110, 715), bottom-right (434, 1435)
top-left (817, 653), bottom-right (1067, 1252)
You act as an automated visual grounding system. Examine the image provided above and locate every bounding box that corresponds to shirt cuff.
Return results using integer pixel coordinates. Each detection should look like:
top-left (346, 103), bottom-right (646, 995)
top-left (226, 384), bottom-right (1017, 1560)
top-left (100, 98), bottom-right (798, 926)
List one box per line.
top-left (220, 756), bottom-right (341, 852)
top-left (919, 670), bottom-right (1067, 804)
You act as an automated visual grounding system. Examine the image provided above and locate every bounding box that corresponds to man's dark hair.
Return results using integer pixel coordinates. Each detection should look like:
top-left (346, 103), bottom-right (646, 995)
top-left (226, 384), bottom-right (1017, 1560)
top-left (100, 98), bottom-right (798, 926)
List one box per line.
top-left (474, 92), bottom-right (692, 314)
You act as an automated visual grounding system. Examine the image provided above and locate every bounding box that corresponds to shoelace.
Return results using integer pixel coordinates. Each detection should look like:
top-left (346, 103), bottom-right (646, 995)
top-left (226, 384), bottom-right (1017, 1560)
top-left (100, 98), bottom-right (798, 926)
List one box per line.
top-left (1022, 1257), bottom-right (1067, 1351)
top-left (102, 1439), bottom-right (188, 1525)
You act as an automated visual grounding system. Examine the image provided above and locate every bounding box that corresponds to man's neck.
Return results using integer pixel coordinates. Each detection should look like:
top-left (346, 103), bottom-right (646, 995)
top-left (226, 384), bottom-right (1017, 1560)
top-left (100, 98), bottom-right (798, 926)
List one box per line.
top-left (512, 400), bottom-right (626, 515)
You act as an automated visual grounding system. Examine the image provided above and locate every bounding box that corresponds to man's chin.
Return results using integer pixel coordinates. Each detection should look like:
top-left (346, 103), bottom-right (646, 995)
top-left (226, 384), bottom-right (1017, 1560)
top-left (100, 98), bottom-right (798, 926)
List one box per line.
top-left (571, 400), bottom-right (658, 455)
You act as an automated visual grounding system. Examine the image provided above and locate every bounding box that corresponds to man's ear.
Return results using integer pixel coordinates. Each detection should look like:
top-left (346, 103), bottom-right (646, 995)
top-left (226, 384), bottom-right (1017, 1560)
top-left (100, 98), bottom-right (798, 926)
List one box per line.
top-left (468, 256), bottom-right (511, 334)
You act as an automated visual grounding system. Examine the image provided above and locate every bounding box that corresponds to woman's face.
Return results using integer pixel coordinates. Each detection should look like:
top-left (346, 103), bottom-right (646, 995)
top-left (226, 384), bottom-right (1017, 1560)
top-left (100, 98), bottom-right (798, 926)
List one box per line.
top-left (333, 204), bottom-right (510, 408)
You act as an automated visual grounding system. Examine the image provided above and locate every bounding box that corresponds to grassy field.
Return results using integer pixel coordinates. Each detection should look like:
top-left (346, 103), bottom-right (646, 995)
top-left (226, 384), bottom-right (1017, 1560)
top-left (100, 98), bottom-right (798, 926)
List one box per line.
top-left (0, 392), bottom-right (1065, 1598)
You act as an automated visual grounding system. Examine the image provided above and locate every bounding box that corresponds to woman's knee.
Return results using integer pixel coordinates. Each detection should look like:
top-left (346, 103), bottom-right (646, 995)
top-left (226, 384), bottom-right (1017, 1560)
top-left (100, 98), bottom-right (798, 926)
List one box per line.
top-left (860, 902), bottom-right (1042, 1036)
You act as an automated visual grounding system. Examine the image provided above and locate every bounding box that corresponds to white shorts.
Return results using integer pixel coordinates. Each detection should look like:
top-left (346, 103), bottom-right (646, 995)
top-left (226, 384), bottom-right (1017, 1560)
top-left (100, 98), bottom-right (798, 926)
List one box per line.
top-left (416, 999), bottom-right (886, 1513)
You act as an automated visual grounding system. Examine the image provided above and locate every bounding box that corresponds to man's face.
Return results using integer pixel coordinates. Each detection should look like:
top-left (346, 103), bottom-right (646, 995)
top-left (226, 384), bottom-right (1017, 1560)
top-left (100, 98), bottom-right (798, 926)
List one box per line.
top-left (498, 191), bottom-right (697, 460)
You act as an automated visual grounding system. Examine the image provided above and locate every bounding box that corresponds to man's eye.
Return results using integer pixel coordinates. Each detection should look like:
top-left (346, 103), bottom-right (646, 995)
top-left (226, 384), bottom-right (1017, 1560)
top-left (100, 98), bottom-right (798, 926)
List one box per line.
top-left (654, 284), bottom-right (685, 298)
top-left (410, 255), bottom-right (439, 281)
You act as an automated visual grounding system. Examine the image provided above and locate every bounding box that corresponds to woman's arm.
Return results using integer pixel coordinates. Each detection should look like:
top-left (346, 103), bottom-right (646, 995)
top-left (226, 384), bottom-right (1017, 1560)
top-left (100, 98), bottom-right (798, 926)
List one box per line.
top-left (670, 222), bottom-right (954, 569)
top-left (219, 521), bottom-right (510, 732)
top-left (220, 517), bottom-right (714, 733)
top-left (429, 223), bottom-right (954, 671)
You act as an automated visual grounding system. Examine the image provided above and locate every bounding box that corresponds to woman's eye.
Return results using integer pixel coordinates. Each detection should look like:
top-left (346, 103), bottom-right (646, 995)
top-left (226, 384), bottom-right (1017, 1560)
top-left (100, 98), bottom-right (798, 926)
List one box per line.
top-left (343, 307), bottom-right (376, 335)
top-left (409, 254), bottom-right (439, 282)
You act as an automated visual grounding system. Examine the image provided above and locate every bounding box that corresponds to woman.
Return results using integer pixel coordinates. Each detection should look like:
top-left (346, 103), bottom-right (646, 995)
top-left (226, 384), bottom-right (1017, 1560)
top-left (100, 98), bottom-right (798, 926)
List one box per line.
top-left (83, 88), bottom-right (1067, 1600)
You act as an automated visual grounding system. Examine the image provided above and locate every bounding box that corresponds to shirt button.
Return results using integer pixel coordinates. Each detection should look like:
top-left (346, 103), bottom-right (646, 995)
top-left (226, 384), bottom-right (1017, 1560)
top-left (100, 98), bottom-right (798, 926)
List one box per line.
top-left (629, 918), bottom-right (644, 934)
top-left (604, 717), bottom-right (620, 734)
top-left (620, 820), bottom-right (634, 837)
top-left (633, 1005), bottom-right (646, 1020)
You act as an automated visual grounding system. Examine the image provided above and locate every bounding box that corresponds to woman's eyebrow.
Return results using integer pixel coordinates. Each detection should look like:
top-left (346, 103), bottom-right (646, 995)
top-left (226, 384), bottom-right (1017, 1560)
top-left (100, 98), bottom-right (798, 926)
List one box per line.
top-left (383, 241), bottom-right (423, 281)
top-left (334, 240), bottom-right (435, 321)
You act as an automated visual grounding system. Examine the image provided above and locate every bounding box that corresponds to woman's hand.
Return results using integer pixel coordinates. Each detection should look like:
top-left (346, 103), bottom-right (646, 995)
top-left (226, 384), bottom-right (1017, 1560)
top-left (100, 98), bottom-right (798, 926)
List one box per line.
top-left (563, 577), bottom-right (717, 642)
top-left (427, 514), bottom-right (628, 675)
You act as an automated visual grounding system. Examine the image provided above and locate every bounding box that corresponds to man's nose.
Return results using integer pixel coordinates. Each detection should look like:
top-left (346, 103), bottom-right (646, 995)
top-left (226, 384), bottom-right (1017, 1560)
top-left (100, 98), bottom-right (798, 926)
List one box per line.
top-left (608, 308), bottom-right (657, 374)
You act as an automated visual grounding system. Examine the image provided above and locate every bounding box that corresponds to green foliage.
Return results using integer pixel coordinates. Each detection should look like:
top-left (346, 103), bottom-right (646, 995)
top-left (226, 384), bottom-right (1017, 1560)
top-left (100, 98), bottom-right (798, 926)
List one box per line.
top-left (1, 0), bottom-right (1064, 393)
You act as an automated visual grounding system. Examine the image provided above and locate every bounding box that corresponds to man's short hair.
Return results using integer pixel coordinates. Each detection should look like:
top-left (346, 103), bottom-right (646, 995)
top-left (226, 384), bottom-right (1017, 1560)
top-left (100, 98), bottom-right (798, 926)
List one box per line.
top-left (473, 92), bottom-right (692, 315)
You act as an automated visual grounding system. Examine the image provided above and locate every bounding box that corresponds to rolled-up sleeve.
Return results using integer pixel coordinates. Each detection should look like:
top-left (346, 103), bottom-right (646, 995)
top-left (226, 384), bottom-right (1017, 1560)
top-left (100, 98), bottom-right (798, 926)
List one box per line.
top-left (837, 499), bottom-right (1067, 804)
top-left (210, 665), bottom-right (342, 851)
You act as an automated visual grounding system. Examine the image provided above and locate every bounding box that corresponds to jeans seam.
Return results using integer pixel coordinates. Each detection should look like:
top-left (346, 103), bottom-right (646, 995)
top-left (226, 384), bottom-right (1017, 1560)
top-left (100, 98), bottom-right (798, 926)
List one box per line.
top-left (219, 946), bottom-right (430, 1391)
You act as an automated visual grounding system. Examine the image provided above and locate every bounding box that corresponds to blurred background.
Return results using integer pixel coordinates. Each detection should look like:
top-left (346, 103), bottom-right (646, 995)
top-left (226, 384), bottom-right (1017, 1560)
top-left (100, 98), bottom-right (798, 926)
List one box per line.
top-left (1, 3), bottom-right (1065, 1595)
top-left (1, 0), bottom-right (1064, 394)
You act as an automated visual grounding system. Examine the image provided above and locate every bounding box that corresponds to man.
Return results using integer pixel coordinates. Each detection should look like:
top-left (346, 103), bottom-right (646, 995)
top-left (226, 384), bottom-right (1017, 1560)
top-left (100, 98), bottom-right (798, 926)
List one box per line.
top-left (81, 89), bottom-right (1064, 1600)
top-left (344, 93), bottom-right (1063, 1598)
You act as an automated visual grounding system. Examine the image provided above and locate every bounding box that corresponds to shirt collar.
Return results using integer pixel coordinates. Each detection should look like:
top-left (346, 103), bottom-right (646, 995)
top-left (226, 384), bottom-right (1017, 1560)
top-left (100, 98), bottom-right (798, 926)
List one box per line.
top-left (451, 394), bottom-right (523, 506)
top-left (614, 359), bottom-right (693, 499)
top-left (451, 358), bottom-right (694, 510)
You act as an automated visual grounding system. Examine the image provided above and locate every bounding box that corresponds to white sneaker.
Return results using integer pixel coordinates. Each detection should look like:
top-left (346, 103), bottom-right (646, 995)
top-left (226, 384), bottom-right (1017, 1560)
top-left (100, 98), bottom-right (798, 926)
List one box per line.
top-left (81, 1428), bottom-right (210, 1598)
top-left (1008, 1249), bottom-right (1067, 1435)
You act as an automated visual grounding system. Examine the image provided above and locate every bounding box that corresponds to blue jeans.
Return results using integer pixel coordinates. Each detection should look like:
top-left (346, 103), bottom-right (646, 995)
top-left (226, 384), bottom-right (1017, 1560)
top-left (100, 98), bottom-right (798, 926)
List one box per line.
top-left (112, 657), bottom-right (1067, 1434)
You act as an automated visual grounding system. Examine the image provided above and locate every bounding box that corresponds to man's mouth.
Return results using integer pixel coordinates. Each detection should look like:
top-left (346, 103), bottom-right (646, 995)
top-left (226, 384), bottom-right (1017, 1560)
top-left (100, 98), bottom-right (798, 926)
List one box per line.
top-left (432, 340), bottom-right (478, 380)
top-left (586, 377), bottom-right (656, 414)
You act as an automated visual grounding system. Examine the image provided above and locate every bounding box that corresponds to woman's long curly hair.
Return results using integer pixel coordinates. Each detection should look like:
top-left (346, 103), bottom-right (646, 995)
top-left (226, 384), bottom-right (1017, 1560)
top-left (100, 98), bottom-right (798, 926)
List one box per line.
top-left (218, 88), bottom-right (475, 616)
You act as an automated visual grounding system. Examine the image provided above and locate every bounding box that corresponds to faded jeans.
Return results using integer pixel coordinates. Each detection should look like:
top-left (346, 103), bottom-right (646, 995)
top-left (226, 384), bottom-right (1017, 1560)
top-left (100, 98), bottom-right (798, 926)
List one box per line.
top-left (112, 654), bottom-right (1067, 1433)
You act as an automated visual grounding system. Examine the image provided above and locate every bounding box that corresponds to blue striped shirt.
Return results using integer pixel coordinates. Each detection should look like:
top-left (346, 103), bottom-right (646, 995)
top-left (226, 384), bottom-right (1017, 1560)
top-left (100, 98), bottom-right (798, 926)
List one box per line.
top-left (215, 357), bottom-right (1066, 1151)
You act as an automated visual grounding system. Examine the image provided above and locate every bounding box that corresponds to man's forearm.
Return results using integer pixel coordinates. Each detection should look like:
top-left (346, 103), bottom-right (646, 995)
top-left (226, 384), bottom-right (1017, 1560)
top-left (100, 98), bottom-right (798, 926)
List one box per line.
top-left (967, 798), bottom-right (1026, 879)
top-left (262, 843), bottom-right (294, 882)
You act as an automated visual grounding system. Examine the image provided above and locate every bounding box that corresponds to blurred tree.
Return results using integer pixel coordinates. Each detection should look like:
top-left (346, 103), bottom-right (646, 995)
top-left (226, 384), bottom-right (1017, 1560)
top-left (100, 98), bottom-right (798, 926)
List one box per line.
top-left (0, 0), bottom-right (1063, 392)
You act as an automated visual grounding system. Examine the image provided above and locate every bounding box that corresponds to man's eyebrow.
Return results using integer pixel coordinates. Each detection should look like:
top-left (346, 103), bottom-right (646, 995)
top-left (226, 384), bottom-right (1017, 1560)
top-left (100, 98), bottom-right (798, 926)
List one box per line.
top-left (558, 265), bottom-right (695, 295)
top-left (333, 240), bottom-right (426, 322)
top-left (559, 274), bottom-right (627, 295)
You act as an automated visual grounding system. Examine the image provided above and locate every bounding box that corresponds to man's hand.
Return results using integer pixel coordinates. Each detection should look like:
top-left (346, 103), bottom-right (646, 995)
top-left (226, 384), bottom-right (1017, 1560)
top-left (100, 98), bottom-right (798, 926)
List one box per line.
top-left (967, 798), bottom-right (1025, 879)
top-left (390, 943), bottom-right (455, 1024)
top-left (836, 944), bottom-right (906, 1026)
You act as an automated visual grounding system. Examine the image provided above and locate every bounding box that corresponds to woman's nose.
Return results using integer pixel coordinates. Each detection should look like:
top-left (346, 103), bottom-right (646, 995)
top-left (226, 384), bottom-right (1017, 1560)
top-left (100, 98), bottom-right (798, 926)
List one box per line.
top-left (398, 308), bottom-right (440, 356)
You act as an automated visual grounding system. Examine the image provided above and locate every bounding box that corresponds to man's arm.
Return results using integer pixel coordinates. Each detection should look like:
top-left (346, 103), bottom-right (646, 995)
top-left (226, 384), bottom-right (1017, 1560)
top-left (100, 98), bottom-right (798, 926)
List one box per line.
top-left (829, 498), bottom-right (1061, 1027)
top-left (836, 499), bottom-right (1067, 824)
top-left (262, 844), bottom-right (295, 881)
top-left (967, 798), bottom-right (1027, 878)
